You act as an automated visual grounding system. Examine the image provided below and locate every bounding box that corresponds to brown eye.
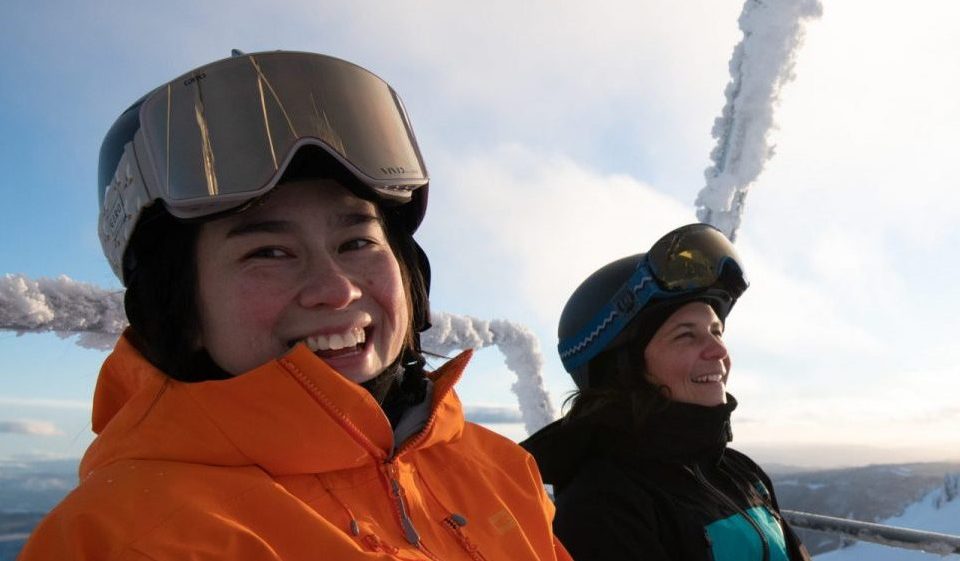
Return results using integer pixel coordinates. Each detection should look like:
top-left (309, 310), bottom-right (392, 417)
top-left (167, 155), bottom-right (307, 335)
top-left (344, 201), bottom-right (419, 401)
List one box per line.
top-left (339, 238), bottom-right (373, 252)
top-left (246, 247), bottom-right (290, 259)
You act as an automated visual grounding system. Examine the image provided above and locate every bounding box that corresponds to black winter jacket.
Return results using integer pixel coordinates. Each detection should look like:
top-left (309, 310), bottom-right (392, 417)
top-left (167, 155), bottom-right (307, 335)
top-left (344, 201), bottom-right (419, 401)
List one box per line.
top-left (522, 396), bottom-right (811, 561)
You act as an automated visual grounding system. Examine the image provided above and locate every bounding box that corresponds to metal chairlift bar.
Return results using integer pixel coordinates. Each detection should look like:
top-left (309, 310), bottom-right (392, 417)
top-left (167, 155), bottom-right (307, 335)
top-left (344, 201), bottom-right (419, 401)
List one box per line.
top-left (782, 509), bottom-right (960, 556)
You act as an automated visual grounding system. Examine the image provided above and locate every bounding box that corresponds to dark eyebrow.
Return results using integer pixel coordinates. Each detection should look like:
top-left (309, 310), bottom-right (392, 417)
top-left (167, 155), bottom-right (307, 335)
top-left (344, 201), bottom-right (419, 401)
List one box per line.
top-left (224, 212), bottom-right (380, 239)
top-left (225, 220), bottom-right (292, 238)
top-left (667, 321), bottom-right (723, 333)
top-left (337, 212), bottom-right (380, 228)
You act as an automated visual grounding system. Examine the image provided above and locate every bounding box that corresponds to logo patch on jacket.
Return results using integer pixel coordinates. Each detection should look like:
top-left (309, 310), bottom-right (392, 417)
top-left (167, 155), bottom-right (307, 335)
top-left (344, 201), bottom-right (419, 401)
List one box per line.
top-left (488, 509), bottom-right (518, 534)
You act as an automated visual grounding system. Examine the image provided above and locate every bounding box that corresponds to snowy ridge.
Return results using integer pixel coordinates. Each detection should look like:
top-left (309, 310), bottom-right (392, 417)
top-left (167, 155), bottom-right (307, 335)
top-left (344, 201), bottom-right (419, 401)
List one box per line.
top-left (695, 0), bottom-right (822, 240)
top-left (815, 473), bottom-right (960, 559)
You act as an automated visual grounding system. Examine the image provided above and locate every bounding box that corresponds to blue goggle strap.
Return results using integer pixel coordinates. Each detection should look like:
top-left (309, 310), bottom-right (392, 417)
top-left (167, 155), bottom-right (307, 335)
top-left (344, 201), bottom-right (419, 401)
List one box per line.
top-left (558, 261), bottom-right (667, 372)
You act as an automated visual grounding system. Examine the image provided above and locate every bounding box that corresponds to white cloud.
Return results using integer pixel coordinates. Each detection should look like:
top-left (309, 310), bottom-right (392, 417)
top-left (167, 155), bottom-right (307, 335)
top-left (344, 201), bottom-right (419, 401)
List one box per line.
top-left (0, 397), bottom-right (91, 410)
top-left (424, 143), bottom-right (693, 324)
top-left (0, 419), bottom-right (63, 436)
top-left (464, 404), bottom-right (523, 424)
top-left (424, 143), bottom-right (883, 359)
top-left (726, 241), bottom-right (883, 356)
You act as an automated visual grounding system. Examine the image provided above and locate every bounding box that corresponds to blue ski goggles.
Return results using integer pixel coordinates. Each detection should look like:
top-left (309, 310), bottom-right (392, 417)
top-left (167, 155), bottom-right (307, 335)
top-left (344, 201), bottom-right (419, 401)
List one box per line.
top-left (558, 223), bottom-right (749, 373)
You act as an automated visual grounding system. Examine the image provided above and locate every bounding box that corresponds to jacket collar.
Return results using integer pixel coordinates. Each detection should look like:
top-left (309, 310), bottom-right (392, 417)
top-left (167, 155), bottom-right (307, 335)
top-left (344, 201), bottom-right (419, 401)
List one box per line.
top-left (522, 395), bottom-right (737, 488)
top-left (82, 334), bottom-right (471, 477)
top-left (619, 396), bottom-right (737, 464)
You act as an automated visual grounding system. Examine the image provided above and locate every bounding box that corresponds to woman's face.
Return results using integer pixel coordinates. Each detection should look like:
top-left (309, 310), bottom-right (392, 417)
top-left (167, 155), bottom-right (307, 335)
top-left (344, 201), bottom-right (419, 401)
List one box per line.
top-left (195, 179), bottom-right (410, 383)
top-left (642, 301), bottom-right (731, 407)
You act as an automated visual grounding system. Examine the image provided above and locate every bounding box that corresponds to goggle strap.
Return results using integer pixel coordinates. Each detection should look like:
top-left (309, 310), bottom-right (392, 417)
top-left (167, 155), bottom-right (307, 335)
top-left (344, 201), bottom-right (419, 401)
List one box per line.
top-left (99, 140), bottom-right (152, 280)
top-left (558, 262), bottom-right (662, 372)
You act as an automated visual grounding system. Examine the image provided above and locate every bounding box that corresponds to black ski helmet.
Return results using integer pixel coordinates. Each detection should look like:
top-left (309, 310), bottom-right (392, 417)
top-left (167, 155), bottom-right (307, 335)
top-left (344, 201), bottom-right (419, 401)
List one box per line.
top-left (558, 224), bottom-right (748, 390)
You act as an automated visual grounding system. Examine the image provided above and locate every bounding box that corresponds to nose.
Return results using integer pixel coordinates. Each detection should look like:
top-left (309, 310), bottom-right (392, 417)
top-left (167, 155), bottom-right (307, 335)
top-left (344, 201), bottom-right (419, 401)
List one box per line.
top-left (297, 254), bottom-right (362, 310)
top-left (701, 334), bottom-right (728, 362)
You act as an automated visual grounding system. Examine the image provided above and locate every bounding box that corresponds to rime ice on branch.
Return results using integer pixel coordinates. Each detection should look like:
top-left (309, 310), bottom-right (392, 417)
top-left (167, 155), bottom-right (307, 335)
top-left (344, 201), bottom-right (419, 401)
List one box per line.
top-left (695, 0), bottom-right (822, 241)
top-left (0, 275), bottom-right (559, 434)
top-left (0, 274), bottom-right (125, 350)
top-left (422, 312), bottom-right (558, 435)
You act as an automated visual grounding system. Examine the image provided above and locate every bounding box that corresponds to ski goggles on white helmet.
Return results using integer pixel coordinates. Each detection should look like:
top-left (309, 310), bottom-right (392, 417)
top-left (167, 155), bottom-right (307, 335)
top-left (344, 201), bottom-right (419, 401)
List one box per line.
top-left (558, 223), bottom-right (749, 373)
top-left (98, 51), bottom-right (428, 282)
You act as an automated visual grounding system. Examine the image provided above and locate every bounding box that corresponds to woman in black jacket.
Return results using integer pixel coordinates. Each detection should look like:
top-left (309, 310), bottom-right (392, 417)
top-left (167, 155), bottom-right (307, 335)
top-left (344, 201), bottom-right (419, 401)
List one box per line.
top-left (523, 223), bottom-right (811, 561)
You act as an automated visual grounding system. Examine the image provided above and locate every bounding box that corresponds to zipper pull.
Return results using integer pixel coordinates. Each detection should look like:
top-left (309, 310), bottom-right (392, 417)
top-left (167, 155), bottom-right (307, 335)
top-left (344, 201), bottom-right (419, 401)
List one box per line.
top-left (389, 476), bottom-right (422, 545)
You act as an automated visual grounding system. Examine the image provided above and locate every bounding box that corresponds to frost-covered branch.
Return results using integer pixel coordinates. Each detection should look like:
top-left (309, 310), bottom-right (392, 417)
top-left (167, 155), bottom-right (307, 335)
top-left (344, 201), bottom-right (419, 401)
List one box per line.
top-left (0, 275), bottom-right (558, 434)
top-left (0, 274), bottom-right (125, 350)
top-left (695, 0), bottom-right (822, 240)
top-left (423, 312), bottom-right (558, 435)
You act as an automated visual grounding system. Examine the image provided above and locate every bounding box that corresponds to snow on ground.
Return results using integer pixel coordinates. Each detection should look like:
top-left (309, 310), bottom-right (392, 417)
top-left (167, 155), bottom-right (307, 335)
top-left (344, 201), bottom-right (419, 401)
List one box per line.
top-left (815, 477), bottom-right (960, 559)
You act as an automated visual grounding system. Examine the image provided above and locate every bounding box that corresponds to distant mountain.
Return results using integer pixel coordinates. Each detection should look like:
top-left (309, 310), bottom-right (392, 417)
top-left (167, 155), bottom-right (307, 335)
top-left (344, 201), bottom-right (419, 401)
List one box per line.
top-left (770, 462), bottom-right (960, 557)
top-left (2, 458), bottom-right (958, 560)
top-left (0, 512), bottom-right (45, 561)
top-left (0, 458), bottom-right (77, 561)
top-left (0, 458), bottom-right (77, 513)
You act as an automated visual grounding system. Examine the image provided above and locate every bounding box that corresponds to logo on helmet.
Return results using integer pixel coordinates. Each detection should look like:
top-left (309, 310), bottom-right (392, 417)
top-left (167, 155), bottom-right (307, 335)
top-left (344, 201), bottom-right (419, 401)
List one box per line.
top-left (379, 166), bottom-right (407, 176)
top-left (105, 198), bottom-right (125, 236)
top-left (183, 73), bottom-right (207, 86)
top-left (615, 291), bottom-right (636, 314)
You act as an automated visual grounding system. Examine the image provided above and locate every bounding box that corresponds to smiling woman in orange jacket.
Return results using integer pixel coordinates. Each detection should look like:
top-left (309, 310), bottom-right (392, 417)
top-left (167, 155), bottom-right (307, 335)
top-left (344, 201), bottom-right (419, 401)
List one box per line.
top-left (19, 51), bottom-right (570, 561)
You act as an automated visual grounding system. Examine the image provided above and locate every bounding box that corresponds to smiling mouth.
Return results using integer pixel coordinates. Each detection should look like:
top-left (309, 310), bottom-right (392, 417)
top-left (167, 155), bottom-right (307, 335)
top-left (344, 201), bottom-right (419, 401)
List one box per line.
top-left (692, 373), bottom-right (725, 384)
top-left (290, 327), bottom-right (367, 358)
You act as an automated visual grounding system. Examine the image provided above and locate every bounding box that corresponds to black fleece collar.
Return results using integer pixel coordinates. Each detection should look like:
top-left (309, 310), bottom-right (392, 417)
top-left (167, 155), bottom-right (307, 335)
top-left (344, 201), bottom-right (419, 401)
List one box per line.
top-left (522, 395), bottom-right (737, 488)
top-left (610, 395), bottom-right (737, 464)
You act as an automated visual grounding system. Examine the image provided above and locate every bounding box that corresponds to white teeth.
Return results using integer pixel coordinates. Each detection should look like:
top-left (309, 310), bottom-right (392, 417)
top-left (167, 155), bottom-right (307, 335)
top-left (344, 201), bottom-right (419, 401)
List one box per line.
top-left (307, 334), bottom-right (328, 351)
top-left (303, 328), bottom-right (365, 352)
top-left (693, 373), bottom-right (725, 383)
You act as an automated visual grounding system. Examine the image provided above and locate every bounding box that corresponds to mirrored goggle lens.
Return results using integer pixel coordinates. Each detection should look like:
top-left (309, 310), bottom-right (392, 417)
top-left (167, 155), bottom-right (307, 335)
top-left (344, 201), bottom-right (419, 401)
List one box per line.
top-left (138, 52), bottom-right (426, 204)
top-left (646, 223), bottom-right (746, 293)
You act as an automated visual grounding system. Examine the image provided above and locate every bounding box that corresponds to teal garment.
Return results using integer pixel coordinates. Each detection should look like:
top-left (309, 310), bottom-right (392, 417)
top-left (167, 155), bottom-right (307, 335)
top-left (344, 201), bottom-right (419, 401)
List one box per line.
top-left (705, 506), bottom-right (789, 561)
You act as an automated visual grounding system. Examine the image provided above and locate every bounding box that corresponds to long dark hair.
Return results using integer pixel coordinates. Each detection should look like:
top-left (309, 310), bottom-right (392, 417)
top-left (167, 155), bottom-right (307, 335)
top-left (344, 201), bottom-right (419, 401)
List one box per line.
top-left (564, 339), bottom-right (673, 431)
top-left (123, 149), bottom-right (429, 382)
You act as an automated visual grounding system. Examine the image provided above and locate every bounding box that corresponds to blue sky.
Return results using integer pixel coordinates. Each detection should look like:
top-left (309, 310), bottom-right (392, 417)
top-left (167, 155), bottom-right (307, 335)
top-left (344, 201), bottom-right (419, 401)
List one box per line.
top-left (3, 0), bottom-right (960, 468)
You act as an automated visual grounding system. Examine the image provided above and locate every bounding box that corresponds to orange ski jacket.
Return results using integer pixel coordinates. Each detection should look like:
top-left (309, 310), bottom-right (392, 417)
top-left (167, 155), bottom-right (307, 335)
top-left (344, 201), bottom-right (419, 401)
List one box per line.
top-left (19, 335), bottom-right (571, 561)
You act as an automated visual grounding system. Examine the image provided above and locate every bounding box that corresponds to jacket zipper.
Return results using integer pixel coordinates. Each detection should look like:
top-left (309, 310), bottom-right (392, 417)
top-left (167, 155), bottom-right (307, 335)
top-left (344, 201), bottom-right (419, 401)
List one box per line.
top-left (283, 356), bottom-right (463, 560)
top-left (687, 464), bottom-right (770, 561)
top-left (379, 383), bottom-right (448, 552)
top-left (703, 528), bottom-right (716, 561)
top-left (384, 462), bottom-right (422, 546)
top-left (382, 372), bottom-right (474, 560)
top-left (443, 514), bottom-right (487, 561)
